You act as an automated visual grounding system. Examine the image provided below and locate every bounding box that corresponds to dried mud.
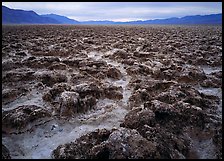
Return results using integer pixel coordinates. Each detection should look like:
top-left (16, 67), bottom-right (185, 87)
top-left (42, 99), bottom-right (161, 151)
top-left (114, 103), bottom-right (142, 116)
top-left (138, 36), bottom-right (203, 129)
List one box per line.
top-left (2, 25), bottom-right (222, 159)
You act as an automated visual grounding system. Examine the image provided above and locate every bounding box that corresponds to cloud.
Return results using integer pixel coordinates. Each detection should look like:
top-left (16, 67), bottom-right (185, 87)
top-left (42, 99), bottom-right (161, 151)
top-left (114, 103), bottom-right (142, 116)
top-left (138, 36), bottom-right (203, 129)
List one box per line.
top-left (2, 2), bottom-right (222, 21)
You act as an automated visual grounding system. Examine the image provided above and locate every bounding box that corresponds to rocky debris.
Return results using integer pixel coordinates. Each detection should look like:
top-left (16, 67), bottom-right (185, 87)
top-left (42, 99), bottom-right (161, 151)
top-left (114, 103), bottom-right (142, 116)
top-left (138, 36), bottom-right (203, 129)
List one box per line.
top-left (129, 79), bottom-right (176, 106)
top-left (210, 71), bottom-right (222, 79)
top-left (72, 83), bottom-right (102, 99)
top-left (2, 144), bottom-right (11, 159)
top-left (121, 58), bottom-right (135, 65)
top-left (15, 51), bottom-right (27, 56)
top-left (43, 84), bottom-right (98, 117)
top-left (145, 126), bottom-right (189, 159)
top-left (35, 71), bottom-right (67, 87)
top-left (102, 85), bottom-right (123, 100)
top-left (79, 60), bottom-right (106, 68)
top-left (194, 56), bottom-right (210, 66)
top-left (155, 89), bottom-right (183, 104)
top-left (200, 75), bottom-right (222, 88)
top-left (32, 50), bottom-right (71, 57)
top-left (106, 67), bottom-right (122, 79)
top-left (110, 49), bottom-right (128, 59)
top-left (2, 60), bottom-right (22, 71)
top-left (61, 57), bottom-right (81, 67)
top-left (2, 105), bottom-right (51, 131)
top-left (120, 99), bottom-right (209, 158)
top-left (96, 72), bottom-right (107, 80)
top-left (70, 71), bottom-right (103, 85)
top-left (23, 56), bottom-right (60, 69)
top-left (48, 62), bottom-right (67, 70)
top-left (52, 128), bottom-right (113, 159)
top-left (151, 100), bottom-right (207, 128)
top-left (2, 71), bottom-right (35, 83)
top-left (79, 95), bottom-right (97, 113)
top-left (100, 128), bottom-right (157, 159)
top-left (126, 66), bottom-right (141, 76)
top-left (177, 66), bottom-right (207, 84)
top-left (138, 64), bottom-right (153, 75)
top-left (178, 86), bottom-right (220, 110)
top-left (153, 85), bottom-right (218, 109)
top-left (52, 127), bottom-right (157, 159)
top-left (79, 66), bottom-right (108, 78)
top-left (75, 43), bottom-right (88, 51)
top-left (83, 38), bottom-right (94, 44)
top-left (130, 78), bottom-right (220, 113)
top-left (126, 63), bottom-right (153, 76)
top-left (133, 51), bottom-right (156, 59)
top-left (123, 92), bottom-right (221, 159)
top-left (59, 91), bottom-right (80, 117)
top-left (42, 83), bottom-right (71, 103)
top-left (2, 88), bottom-right (29, 105)
top-left (120, 107), bottom-right (155, 129)
top-left (151, 63), bottom-right (207, 83)
top-left (141, 44), bottom-right (160, 53)
top-left (79, 66), bottom-right (95, 74)
top-left (154, 68), bottom-right (176, 81)
top-left (145, 80), bottom-right (176, 93)
top-left (129, 88), bottom-right (152, 107)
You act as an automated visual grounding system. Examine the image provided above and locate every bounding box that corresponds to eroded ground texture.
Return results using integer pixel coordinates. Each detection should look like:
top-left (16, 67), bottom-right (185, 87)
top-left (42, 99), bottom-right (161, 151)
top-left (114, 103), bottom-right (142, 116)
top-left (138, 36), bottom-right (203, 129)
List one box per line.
top-left (2, 25), bottom-right (222, 159)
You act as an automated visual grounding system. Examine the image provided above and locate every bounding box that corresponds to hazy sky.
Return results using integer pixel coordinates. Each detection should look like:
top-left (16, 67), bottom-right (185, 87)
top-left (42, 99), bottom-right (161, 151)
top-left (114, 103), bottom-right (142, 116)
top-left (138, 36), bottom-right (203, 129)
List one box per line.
top-left (2, 2), bottom-right (222, 22)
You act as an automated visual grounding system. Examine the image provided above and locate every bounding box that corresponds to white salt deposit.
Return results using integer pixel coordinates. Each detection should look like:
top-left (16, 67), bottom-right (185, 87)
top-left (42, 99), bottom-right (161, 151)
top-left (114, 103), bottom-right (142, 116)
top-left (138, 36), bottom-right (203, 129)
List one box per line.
top-left (3, 49), bottom-right (133, 159)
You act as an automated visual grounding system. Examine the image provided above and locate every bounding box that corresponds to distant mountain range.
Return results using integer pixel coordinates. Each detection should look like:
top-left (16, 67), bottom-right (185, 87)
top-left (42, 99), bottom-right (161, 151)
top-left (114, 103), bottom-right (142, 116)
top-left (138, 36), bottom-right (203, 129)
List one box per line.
top-left (2, 6), bottom-right (59, 24)
top-left (2, 5), bottom-right (222, 25)
top-left (41, 14), bottom-right (80, 24)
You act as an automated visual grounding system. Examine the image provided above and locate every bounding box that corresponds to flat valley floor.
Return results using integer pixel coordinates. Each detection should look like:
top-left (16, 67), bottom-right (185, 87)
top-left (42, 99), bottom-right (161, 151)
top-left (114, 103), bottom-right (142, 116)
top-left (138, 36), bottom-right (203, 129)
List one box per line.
top-left (2, 25), bottom-right (222, 159)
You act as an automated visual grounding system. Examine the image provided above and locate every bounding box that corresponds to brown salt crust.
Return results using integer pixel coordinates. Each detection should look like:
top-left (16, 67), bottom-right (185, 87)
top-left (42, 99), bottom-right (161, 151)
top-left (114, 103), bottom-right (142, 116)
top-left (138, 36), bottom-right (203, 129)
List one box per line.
top-left (2, 25), bottom-right (222, 159)
top-left (2, 105), bottom-right (51, 132)
top-left (52, 128), bottom-right (158, 159)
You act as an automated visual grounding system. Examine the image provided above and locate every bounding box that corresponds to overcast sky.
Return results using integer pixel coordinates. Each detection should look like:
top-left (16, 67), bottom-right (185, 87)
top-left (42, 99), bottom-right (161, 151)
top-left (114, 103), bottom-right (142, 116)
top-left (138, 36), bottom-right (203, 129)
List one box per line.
top-left (2, 2), bottom-right (222, 22)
